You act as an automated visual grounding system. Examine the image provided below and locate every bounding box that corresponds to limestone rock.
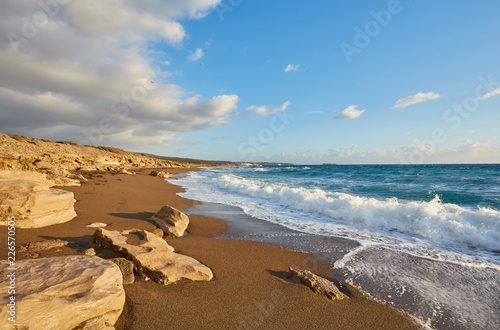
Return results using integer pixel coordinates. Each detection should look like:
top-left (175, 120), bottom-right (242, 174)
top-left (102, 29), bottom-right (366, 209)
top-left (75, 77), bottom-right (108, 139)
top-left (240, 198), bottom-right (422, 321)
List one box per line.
top-left (148, 205), bottom-right (189, 237)
top-left (0, 169), bottom-right (56, 186)
top-left (34, 160), bottom-right (54, 170)
top-left (152, 228), bottom-right (164, 238)
top-left (288, 268), bottom-right (348, 301)
top-left (90, 228), bottom-right (213, 284)
top-left (110, 258), bottom-right (135, 284)
top-left (18, 239), bottom-right (69, 252)
top-left (149, 170), bottom-right (172, 179)
top-left (0, 178), bottom-right (77, 228)
top-left (0, 255), bottom-right (125, 329)
top-left (120, 168), bottom-right (134, 175)
top-left (86, 222), bottom-right (108, 228)
top-left (83, 248), bottom-right (96, 256)
top-left (45, 167), bottom-right (81, 186)
top-left (73, 174), bottom-right (88, 182)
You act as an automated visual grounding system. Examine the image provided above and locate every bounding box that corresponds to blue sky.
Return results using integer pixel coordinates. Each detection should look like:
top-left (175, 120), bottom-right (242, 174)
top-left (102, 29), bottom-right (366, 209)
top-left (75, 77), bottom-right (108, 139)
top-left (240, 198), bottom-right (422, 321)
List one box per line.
top-left (1, 1), bottom-right (499, 164)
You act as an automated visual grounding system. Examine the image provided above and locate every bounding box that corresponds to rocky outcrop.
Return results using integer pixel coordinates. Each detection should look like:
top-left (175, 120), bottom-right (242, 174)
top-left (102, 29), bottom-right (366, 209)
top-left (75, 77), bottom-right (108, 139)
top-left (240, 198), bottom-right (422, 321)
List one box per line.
top-left (0, 169), bottom-right (58, 186)
top-left (90, 228), bottom-right (213, 284)
top-left (0, 255), bottom-right (125, 330)
top-left (0, 178), bottom-right (77, 228)
top-left (149, 170), bottom-right (172, 179)
top-left (0, 133), bottom-right (190, 186)
top-left (149, 205), bottom-right (189, 237)
top-left (288, 268), bottom-right (348, 301)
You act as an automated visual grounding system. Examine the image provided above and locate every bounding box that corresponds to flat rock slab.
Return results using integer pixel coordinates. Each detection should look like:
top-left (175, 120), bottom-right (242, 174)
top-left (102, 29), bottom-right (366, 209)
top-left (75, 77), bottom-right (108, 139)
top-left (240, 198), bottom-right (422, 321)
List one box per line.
top-left (288, 268), bottom-right (349, 301)
top-left (148, 205), bottom-right (189, 237)
top-left (90, 228), bottom-right (213, 284)
top-left (18, 239), bottom-right (69, 252)
top-left (0, 178), bottom-right (77, 228)
top-left (86, 222), bottom-right (108, 228)
top-left (0, 255), bottom-right (125, 330)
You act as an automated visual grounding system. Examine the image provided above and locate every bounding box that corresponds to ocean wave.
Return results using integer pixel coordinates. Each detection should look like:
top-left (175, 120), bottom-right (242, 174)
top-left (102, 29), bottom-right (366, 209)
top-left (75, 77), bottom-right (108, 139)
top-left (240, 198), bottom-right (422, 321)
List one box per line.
top-left (215, 174), bottom-right (500, 252)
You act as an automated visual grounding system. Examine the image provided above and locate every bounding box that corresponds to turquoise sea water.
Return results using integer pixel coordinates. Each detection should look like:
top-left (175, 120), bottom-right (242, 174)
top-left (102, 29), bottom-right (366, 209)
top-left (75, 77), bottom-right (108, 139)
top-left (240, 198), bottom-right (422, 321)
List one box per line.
top-left (173, 164), bottom-right (500, 329)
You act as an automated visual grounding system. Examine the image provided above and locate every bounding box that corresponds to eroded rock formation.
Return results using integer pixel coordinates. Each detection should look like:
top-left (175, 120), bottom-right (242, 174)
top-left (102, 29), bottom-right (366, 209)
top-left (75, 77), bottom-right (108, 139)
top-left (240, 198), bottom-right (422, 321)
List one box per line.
top-left (288, 268), bottom-right (348, 301)
top-left (0, 255), bottom-right (125, 330)
top-left (90, 228), bottom-right (213, 284)
top-left (0, 178), bottom-right (77, 228)
top-left (149, 205), bottom-right (189, 237)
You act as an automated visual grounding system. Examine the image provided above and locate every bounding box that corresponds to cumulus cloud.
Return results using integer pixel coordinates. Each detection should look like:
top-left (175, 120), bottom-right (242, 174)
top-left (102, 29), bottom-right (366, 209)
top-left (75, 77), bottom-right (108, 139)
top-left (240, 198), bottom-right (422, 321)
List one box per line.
top-left (0, 0), bottom-right (245, 150)
top-left (393, 92), bottom-right (440, 108)
top-left (478, 87), bottom-right (500, 100)
top-left (188, 48), bottom-right (204, 61)
top-left (284, 64), bottom-right (300, 72)
top-left (336, 105), bottom-right (365, 119)
top-left (242, 101), bottom-right (291, 117)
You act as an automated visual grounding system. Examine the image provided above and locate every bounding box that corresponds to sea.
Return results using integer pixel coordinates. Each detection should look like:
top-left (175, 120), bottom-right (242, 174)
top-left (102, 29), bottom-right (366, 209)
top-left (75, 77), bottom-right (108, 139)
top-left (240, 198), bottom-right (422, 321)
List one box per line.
top-left (170, 164), bottom-right (500, 330)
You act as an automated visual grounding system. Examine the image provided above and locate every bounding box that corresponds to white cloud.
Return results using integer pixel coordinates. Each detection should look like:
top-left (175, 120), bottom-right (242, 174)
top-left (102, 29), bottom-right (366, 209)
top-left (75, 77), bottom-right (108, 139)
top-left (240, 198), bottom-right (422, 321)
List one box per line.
top-left (0, 1), bottom-right (243, 150)
top-left (336, 105), bottom-right (365, 119)
top-left (393, 92), bottom-right (440, 108)
top-left (478, 87), bottom-right (500, 100)
top-left (403, 132), bottom-right (411, 136)
top-left (188, 48), bottom-right (204, 61)
top-left (284, 64), bottom-right (300, 73)
top-left (243, 101), bottom-right (291, 117)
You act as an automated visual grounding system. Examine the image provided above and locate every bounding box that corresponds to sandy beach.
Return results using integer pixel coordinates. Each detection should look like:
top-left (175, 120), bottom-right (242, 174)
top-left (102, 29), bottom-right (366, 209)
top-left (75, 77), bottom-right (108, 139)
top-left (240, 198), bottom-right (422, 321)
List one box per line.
top-left (1, 168), bottom-right (420, 329)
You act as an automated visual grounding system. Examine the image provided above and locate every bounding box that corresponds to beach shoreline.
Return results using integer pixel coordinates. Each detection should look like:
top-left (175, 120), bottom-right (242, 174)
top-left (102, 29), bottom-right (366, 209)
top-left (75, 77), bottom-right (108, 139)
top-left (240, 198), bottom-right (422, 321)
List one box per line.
top-left (1, 167), bottom-right (420, 329)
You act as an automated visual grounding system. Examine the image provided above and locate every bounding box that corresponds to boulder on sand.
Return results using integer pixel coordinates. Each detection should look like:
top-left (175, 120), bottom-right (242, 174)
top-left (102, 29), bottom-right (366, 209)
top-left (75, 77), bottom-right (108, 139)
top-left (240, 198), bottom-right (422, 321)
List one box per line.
top-left (90, 228), bottom-right (213, 284)
top-left (0, 255), bottom-right (125, 330)
top-left (148, 205), bottom-right (189, 237)
top-left (288, 268), bottom-right (348, 301)
top-left (0, 178), bottom-right (77, 228)
top-left (149, 170), bottom-right (172, 179)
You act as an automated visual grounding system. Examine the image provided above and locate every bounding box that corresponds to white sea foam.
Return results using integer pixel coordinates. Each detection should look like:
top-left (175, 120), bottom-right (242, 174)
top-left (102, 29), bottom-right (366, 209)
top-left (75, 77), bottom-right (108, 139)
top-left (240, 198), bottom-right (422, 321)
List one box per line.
top-left (215, 174), bottom-right (500, 251)
top-left (173, 170), bottom-right (500, 269)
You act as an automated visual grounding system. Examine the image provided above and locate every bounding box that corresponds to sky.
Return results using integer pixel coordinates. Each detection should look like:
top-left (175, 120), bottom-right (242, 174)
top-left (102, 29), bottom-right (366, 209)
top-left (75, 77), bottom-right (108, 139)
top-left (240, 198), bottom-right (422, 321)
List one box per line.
top-left (1, 0), bottom-right (499, 164)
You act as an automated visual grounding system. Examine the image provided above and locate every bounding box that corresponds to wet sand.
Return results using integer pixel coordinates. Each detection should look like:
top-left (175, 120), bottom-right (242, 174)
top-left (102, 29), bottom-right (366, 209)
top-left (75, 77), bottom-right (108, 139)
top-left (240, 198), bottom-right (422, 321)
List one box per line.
top-left (1, 168), bottom-right (420, 329)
